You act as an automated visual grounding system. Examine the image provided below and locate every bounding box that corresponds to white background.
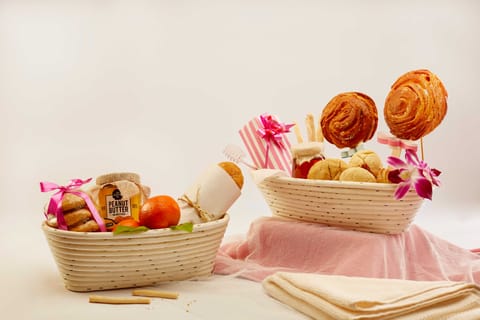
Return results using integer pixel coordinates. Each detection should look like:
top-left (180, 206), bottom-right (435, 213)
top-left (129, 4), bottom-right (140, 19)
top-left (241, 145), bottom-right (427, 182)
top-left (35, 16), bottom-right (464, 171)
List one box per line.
top-left (1, 1), bottom-right (479, 319)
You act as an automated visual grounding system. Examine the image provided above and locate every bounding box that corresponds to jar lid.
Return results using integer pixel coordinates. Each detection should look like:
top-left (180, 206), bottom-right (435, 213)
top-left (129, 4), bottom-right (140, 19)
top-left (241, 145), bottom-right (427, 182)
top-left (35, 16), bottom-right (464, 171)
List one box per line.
top-left (96, 172), bottom-right (141, 185)
top-left (291, 141), bottom-right (324, 157)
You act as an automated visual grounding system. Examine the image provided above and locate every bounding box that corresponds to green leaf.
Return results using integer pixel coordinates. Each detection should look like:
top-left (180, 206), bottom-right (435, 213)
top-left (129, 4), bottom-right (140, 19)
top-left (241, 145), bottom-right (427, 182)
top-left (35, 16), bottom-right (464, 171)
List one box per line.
top-left (170, 222), bottom-right (194, 233)
top-left (113, 225), bottom-right (149, 235)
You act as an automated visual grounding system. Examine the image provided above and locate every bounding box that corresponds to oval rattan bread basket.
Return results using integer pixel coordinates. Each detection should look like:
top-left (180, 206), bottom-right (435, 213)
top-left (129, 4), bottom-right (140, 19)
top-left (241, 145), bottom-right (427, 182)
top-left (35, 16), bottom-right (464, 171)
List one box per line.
top-left (42, 214), bottom-right (229, 292)
top-left (256, 174), bottom-right (424, 234)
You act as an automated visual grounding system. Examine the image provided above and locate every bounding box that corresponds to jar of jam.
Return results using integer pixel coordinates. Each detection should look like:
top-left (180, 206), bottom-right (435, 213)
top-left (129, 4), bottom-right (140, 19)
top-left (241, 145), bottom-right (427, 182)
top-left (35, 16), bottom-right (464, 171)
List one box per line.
top-left (291, 142), bottom-right (325, 179)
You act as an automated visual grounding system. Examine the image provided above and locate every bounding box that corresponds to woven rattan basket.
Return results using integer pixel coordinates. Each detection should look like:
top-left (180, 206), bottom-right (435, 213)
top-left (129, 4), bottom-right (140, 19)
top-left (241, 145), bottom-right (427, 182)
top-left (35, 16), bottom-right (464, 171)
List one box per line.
top-left (42, 214), bottom-right (229, 292)
top-left (256, 175), bottom-right (423, 234)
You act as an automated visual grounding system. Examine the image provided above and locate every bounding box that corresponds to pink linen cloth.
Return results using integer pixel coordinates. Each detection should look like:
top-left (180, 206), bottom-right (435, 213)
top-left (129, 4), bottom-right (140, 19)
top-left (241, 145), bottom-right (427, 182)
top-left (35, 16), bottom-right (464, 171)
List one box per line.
top-left (214, 216), bottom-right (480, 284)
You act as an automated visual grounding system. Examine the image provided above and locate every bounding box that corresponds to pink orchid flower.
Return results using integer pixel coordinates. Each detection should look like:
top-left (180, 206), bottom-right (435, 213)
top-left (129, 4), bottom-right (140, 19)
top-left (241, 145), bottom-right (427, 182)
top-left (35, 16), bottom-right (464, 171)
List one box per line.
top-left (387, 149), bottom-right (441, 200)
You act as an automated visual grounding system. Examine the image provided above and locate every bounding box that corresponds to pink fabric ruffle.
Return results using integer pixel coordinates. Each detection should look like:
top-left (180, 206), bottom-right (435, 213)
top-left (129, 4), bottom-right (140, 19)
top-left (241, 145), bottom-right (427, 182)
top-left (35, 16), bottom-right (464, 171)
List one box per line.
top-left (214, 216), bottom-right (480, 284)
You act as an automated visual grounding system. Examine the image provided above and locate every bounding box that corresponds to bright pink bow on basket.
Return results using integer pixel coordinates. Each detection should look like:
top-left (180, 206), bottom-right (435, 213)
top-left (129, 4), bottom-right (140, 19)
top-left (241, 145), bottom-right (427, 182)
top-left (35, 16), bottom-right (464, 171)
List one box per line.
top-left (40, 178), bottom-right (106, 231)
top-left (256, 114), bottom-right (294, 168)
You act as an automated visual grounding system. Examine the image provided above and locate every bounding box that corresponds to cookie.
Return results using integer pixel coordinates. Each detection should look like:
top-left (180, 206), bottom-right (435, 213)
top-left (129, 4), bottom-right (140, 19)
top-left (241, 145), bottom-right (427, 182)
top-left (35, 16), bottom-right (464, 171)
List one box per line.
top-left (64, 208), bottom-right (92, 227)
top-left (70, 219), bottom-right (100, 232)
top-left (61, 193), bottom-right (86, 212)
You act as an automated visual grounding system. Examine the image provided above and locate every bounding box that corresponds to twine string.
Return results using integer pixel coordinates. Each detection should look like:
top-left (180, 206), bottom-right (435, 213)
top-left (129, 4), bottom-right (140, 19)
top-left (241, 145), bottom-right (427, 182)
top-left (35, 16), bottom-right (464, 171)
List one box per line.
top-left (178, 188), bottom-right (215, 222)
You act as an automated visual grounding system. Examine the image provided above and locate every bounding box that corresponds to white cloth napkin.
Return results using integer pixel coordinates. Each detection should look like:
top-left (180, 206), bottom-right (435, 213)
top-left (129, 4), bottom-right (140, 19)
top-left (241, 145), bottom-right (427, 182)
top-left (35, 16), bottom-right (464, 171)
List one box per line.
top-left (263, 272), bottom-right (480, 319)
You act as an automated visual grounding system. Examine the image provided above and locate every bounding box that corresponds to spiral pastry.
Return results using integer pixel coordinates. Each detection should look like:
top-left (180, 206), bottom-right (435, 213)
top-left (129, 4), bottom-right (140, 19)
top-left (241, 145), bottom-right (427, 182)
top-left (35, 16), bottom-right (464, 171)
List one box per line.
top-left (384, 69), bottom-right (448, 140)
top-left (320, 92), bottom-right (378, 149)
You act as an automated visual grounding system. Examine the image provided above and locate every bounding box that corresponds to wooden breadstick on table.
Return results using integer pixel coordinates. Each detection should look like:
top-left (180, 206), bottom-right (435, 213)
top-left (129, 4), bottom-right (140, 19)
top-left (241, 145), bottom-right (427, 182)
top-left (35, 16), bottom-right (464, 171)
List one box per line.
top-left (293, 122), bottom-right (304, 144)
top-left (132, 289), bottom-right (179, 299)
top-left (89, 295), bottom-right (151, 304)
top-left (305, 114), bottom-right (315, 142)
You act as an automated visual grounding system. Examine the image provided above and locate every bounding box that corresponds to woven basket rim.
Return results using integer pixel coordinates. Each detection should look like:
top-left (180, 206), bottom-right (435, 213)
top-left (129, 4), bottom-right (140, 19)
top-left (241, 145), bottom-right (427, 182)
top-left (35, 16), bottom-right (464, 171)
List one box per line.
top-left (42, 214), bottom-right (229, 239)
top-left (263, 175), bottom-right (397, 190)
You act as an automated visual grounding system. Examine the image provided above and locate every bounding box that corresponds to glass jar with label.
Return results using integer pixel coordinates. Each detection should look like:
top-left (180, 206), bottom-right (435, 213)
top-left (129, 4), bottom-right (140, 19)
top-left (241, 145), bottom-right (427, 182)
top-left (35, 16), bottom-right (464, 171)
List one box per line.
top-left (291, 142), bottom-right (325, 179)
top-left (95, 172), bottom-right (147, 222)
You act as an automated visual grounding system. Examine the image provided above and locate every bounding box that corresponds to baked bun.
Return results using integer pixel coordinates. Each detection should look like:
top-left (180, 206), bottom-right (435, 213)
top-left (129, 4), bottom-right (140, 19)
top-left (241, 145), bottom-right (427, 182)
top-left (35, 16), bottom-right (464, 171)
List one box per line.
top-left (218, 161), bottom-right (244, 189)
top-left (339, 167), bottom-right (376, 183)
top-left (307, 158), bottom-right (348, 180)
top-left (376, 167), bottom-right (392, 183)
top-left (321, 92), bottom-right (378, 148)
top-left (349, 150), bottom-right (383, 177)
top-left (384, 69), bottom-right (448, 140)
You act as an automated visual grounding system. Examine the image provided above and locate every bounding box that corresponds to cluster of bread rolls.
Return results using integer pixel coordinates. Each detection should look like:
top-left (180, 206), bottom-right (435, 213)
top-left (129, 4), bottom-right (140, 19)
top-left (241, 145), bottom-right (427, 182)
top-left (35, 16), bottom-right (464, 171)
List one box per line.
top-left (306, 149), bottom-right (390, 183)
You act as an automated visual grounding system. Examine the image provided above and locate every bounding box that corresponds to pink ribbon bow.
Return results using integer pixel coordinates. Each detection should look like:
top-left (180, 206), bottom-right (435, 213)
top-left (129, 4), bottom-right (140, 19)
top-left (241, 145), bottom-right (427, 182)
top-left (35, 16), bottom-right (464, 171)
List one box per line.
top-left (256, 114), bottom-right (294, 168)
top-left (377, 132), bottom-right (418, 153)
top-left (40, 178), bottom-right (106, 232)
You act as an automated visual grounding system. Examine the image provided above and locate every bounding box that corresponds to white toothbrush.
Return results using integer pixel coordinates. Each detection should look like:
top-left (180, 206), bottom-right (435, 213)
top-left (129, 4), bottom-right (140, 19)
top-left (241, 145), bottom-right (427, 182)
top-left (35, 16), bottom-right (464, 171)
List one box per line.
top-left (223, 144), bottom-right (258, 170)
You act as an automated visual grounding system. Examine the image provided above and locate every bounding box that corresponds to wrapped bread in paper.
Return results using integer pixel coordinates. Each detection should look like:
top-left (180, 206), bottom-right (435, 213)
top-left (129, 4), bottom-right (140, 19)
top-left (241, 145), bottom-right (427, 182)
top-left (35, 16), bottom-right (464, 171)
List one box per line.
top-left (178, 162), bottom-right (243, 224)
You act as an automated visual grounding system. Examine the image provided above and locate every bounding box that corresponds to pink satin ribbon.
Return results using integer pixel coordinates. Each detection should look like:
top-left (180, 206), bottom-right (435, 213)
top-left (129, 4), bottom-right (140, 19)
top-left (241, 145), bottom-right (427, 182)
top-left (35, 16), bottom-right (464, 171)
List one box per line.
top-left (377, 132), bottom-right (418, 152)
top-left (256, 114), bottom-right (294, 168)
top-left (40, 178), bottom-right (106, 232)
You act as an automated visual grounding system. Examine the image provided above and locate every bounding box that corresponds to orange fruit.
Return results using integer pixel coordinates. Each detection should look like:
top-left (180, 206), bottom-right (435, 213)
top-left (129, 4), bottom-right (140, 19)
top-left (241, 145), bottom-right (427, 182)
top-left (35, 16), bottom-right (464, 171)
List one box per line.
top-left (139, 195), bottom-right (180, 229)
top-left (112, 217), bottom-right (140, 232)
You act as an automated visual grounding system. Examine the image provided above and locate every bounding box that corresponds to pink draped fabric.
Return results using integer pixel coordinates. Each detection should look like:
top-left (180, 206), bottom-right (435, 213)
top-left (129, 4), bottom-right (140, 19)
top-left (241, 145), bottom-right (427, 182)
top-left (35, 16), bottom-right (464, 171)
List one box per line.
top-left (214, 216), bottom-right (480, 284)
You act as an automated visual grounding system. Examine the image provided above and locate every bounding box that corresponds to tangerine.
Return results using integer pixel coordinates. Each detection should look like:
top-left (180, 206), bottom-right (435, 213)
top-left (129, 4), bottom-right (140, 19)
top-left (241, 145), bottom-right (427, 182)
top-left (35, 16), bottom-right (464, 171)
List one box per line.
top-left (139, 195), bottom-right (180, 229)
top-left (112, 217), bottom-right (140, 232)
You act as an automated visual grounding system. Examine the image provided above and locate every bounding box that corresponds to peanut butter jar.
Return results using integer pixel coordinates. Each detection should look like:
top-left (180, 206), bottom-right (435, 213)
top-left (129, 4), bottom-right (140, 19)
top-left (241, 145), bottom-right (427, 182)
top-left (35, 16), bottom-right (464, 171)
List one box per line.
top-left (92, 172), bottom-right (150, 223)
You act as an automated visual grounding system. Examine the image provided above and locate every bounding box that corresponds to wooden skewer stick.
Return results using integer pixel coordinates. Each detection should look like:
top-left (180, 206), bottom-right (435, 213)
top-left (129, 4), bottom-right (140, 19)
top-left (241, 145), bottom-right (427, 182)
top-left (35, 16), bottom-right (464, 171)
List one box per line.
top-left (420, 137), bottom-right (425, 161)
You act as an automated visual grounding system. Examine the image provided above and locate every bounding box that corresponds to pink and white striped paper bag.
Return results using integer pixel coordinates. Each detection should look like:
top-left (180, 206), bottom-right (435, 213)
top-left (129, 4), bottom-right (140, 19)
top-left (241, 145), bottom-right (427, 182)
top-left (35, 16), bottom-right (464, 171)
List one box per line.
top-left (239, 114), bottom-right (293, 174)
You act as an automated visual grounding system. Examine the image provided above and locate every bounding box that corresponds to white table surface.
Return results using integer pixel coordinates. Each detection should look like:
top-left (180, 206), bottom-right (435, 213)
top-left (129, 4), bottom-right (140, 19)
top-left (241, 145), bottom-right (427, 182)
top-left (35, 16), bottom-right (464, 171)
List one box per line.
top-left (1, 207), bottom-right (478, 320)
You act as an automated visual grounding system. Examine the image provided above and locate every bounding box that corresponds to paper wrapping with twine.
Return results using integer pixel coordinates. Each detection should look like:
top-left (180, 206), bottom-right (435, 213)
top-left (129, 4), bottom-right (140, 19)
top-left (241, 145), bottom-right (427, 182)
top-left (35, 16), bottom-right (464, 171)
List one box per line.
top-left (178, 164), bottom-right (241, 224)
top-left (263, 272), bottom-right (480, 320)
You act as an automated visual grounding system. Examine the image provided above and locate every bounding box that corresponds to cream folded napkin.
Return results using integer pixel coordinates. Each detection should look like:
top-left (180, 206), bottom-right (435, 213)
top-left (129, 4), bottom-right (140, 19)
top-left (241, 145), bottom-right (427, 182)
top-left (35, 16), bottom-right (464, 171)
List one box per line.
top-left (263, 272), bottom-right (480, 319)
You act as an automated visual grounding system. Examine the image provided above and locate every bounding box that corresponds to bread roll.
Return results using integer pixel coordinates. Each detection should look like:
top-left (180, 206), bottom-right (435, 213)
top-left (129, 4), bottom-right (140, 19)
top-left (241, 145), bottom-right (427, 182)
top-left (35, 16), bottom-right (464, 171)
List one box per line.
top-left (307, 158), bottom-right (348, 180)
top-left (218, 161), bottom-right (244, 189)
top-left (339, 167), bottom-right (376, 183)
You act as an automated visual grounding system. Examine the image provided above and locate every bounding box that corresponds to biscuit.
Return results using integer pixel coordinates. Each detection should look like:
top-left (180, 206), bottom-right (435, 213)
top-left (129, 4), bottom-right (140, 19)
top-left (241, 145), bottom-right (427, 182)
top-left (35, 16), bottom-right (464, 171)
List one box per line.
top-left (64, 208), bottom-right (92, 227)
top-left (70, 219), bottom-right (100, 232)
top-left (307, 158), bottom-right (348, 180)
top-left (61, 193), bottom-right (86, 212)
top-left (339, 167), bottom-right (376, 183)
top-left (218, 161), bottom-right (244, 189)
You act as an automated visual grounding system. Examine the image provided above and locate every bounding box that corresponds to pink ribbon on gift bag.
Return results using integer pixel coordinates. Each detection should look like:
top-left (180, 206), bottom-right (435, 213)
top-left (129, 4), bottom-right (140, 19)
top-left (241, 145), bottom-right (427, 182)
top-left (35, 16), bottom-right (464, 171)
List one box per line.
top-left (256, 114), bottom-right (294, 168)
top-left (40, 178), bottom-right (106, 231)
